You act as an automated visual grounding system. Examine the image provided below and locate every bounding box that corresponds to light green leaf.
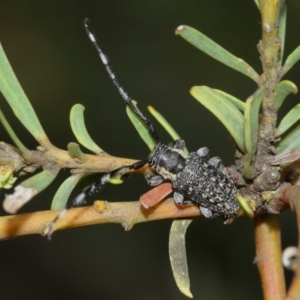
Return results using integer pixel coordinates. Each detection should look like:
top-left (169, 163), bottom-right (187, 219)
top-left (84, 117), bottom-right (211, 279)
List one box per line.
top-left (282, 45), bottom-right (300, 77)
top-left (213, 89), bottom-right (245, 111)
top-left (276, 104), bottom-right (300, 137)
top-left (126, 101), bottom-right (156, 150)
top-left (169, 219), bottom-right (193, 298)
top-left (253, 0), bottom-right (260, 10)
top-left (0, 42), bottom-right (48, 144)
top-left (176, 25), bottom-right (261, 84)
top-left (190, 86), bottom-right (245, 152)
top-left (278, 1), bottom-right (287, 64)
top-left (243, 88), bottom-right (263, 178)
top-left (276, 124), bottom-right (300, 155)
top-left (67, 142), bottom-right (87, 161)
top-left (274, 80), bottom-right (298, 112)
top-left (51, 174), bottom-right (83, 210)
top-left (0, 108), bottom-right (29, 156)
top-left (70, 104), bottom-right (105, 155)
top-left (148, 106), bottom-right (188, 155)
top-left (22, 168), bottom-right (59, 191)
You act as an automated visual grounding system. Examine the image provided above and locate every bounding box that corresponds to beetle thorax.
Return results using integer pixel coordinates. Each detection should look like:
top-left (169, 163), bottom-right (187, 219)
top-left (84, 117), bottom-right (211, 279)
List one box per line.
top-left (148, 143), bottom-right (186, 181)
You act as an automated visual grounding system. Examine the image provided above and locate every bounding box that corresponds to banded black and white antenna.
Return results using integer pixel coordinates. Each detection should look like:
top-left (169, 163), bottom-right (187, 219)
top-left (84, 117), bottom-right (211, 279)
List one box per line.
top-left (83, 18), bottom-right (160, 144)
top-left (47, 169), bottom-right (125, 239)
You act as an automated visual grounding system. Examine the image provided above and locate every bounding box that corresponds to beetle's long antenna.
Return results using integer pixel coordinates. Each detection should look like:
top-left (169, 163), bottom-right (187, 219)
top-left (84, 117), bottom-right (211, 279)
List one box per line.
top-left (47, 173), bottom-right (111, 239)
top-left (47, 159), bottom-right (147, 239)
top-left (83, 18), bottom-right (160, 144)
top-left (47, 20), bottom-right (156, 239)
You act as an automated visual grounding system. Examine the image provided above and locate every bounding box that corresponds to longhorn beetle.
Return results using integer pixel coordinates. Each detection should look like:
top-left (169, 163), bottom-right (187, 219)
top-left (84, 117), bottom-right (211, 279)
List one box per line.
top-left (47, 19), bottom-right (239, 238)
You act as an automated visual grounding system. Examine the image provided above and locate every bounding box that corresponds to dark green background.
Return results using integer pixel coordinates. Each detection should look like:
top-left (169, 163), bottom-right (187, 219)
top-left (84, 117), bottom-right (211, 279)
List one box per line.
top-left (0, 1), bottom-right (299, 299)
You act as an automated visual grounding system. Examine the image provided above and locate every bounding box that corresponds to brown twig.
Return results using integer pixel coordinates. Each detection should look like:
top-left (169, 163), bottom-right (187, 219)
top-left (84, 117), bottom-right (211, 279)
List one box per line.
top-left (0, 140), bottom-right (140, 177)
top-left (254, 214), bottom-right (286, 300)
top-left (255, 0), bottom-right (281, 180)
top-left (0, 198), bottom-right (201, 240)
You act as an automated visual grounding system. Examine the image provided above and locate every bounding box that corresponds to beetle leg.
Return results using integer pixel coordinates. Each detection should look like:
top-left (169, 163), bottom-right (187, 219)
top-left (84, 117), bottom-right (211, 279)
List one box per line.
top-left (196, 147), bottom-right (209, 158)
top-left (173, 191), bottom-right (194, 205)
top-left (208, 156), bottom-right (227, 175)
top-left (208, 156), bottom-right (221, 167)
top-left (173, 191), bottom-right (184, 204)
top-left (200, 206), bottom-right (213, 218)
top-left (145, 173), bottom-right (164, 186)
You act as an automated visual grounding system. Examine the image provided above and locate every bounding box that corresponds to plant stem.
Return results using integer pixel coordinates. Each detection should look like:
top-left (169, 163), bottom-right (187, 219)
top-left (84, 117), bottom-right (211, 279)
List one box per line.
top-left (254, 215), bottom-right (285, 300)
top-left (257, 0), bottom-right (282, 156)
top-left (0, 198), bottom-right (201, 240)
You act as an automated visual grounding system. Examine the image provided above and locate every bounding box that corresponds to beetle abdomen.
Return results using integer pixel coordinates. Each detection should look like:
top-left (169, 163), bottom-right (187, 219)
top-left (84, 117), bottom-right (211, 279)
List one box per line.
top-left (173, 152), bottom-right (238, 217)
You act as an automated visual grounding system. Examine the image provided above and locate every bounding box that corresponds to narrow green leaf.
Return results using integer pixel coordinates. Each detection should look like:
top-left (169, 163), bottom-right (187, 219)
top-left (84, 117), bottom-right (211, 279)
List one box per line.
top-left (70, 104), bottom-right (105, 155)
top-left (3, 169), bottom-right (59, 213)
top-left (276, 124), bottom-right (300, 155)
top-left (282, 45), bottom-right (300, 77)
top-left (51, 174), bottom-right (83, 210)
top-left (0, 108), bottom-right (30, 156)
top-left (213, 89), bottom-right (245, 111)
top-left (147, 106), bottom-right (188, 155)
top-left (176, 25), bottom-right (261, 84)
top-left (126, 101), bottom-right (156, 150)
top-left (190, 86), bottom-right (245, 152)
top-left (22, 168), bottom-right (59, 191)
top-left (253, 0), bottom-right (260, 10)
top-left (236, 194), bottom-right (254, 218)
top-left (67, 142), bottom-right (88, 161)
top-left (169, 219), bottom-right (193, 298)
top-left (243, 88), bottom-right (263, 178)
top-left (276, 103), bottom-right (300, 137)
top-left (278, 1), bottom-right (287, 64)
top-left (274, 80), bottom-right (298, 112)
top-left (147, 106), bottom-right (180, 140)
top-left (0, 42), bottom-right (48, 144)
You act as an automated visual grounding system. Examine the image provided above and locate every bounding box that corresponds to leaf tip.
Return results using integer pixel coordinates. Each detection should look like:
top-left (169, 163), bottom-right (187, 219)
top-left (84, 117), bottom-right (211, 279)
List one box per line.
top-left (73, 103), bottom-right (85, 111)
top-left (189, 86), bottom-right (196, 94)
top-left (292, 85), bottom-right (298, 94)
top-left (175, 25), bottom-right (185, 35)
top-left (147, 105), bottom-right (154, 113)
top-left (183, 290), bottom-right (194, 298)
top-left (189, 86), bottom-right (202, 97)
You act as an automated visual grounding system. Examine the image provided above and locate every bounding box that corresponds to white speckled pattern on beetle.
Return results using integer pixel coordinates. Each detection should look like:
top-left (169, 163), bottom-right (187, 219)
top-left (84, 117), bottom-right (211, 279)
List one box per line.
top-left (172, 152), bottom-right (238, 218)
